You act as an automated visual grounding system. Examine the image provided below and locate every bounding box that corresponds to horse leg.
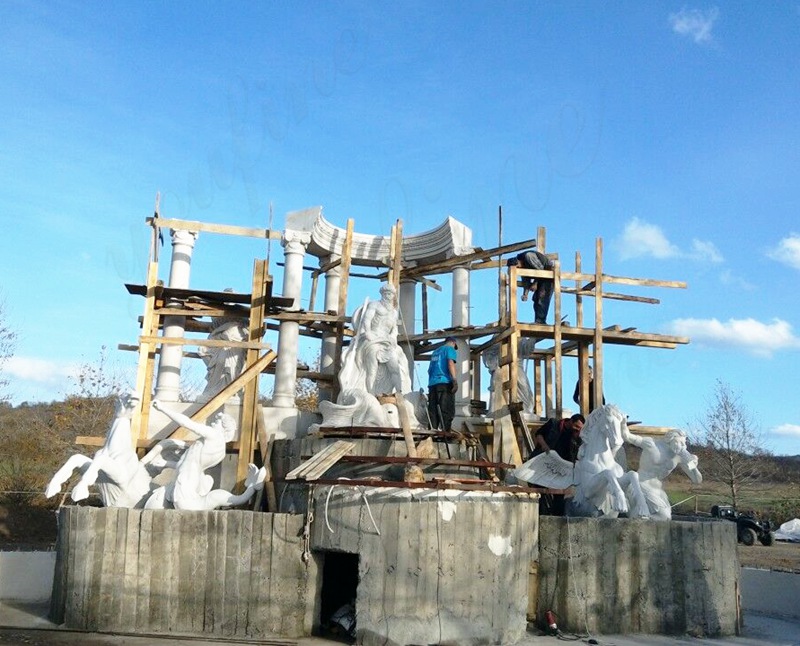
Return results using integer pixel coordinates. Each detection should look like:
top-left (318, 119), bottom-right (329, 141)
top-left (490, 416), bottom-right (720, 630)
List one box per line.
top-left (618, 471), bottom-right (650, 518)
top-left (45, 455), bottom-right (92, 498)
top-left (604, 471), bottom-right (629, 514)
top-left (71, 455), bottom-right (105, 502)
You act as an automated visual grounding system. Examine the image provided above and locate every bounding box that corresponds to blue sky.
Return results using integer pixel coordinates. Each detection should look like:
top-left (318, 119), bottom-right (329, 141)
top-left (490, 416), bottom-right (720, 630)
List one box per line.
top-left (1, 2), bottom-right (799, 455)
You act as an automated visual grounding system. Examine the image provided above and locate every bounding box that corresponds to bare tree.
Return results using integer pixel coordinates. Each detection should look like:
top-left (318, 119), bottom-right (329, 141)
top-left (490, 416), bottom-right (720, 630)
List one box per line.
top-left (691, 380), bottom-right (768, 511)
top-left (0, 297), bottom-right (17, 403)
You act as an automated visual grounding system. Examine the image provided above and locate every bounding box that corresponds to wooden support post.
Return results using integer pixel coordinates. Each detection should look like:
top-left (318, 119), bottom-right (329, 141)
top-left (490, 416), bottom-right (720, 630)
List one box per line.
top-left (132, 261), bottom-right (160, 447)
top-left (388, 219), bottom-right (404, 293)
top-left (544, 356), bottom-right (553, 418)
top-left (421, 283), bottom-right (429, 333)
top-left (236, 258), bottom-right (268, 491)
top-left (332, 219), bottom-right (354, 400)
top-left (537, 226), bottom-right (546, 252)
top-left (553, 258), bottom-right (563, 417)
top-left (308, 271), bottom-right (319, 312)
top-left (578, 343), bottom-right (590, 417)
top-left (534, 359), bottom-right (543, 417)
top-left (594, 238), bottom-right (604, 410)
top-left (575, 251), bottom-right (583, 328)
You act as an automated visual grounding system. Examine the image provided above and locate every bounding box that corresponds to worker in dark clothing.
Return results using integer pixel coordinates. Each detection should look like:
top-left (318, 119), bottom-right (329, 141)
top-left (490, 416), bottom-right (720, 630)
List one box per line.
top-left (507, 250), bottom-right (554, 324)
top-left (532, 413), bottom-right (585, 515)
top-left (572, 366), bottom-right (605, 413)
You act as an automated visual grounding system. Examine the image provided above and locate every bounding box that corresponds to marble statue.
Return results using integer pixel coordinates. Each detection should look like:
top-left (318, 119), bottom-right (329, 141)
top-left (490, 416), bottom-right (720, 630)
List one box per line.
top-left (513, 404), bottom-right (650, 519)
top-left (45, 391), bottom-right (157, 508)
top-left (570, 404), bottom-right (650, 518)
top-left (482, 337), bottom-right (537, 414)
top-left (145, 400), bottom-right (265, 510)
top-left (315, 283), bottom-right (422, 430)
top-left (339, 283), bottom-right (411, 396)
top-left (198, 315), bottom-right (248, 403)
top-left (621, 425), bottom-right (702, 520)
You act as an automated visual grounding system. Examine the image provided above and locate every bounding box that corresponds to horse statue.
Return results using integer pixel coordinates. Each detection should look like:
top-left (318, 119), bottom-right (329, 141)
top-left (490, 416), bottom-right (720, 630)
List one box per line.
top-left (45, 391), bottom-right (162, 508)
top-left (513, 404), bottom-right (650, 518)
top-left (571, 404), bottom-right (650, 518)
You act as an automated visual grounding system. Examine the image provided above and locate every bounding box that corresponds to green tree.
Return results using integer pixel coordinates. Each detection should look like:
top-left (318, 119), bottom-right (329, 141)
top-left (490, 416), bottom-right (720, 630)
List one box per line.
top-left (691, 380), bottom-right (768, 511)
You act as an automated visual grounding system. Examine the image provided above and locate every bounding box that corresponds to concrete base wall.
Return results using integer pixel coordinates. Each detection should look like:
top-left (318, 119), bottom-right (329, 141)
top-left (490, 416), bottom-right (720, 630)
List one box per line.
top-left (311, 486), bottom-right (539, 646)
top-left (50, 506), bottom-right (320, 639)
top-left (0, 551), bottom-right (56, 601)
top-left (537, 517), bottom-right (741, 636)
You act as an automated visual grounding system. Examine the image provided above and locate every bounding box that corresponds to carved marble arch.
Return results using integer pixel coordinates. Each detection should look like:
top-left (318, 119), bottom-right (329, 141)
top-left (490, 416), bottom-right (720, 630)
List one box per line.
top-left (285, 207), bottom-right (474, 265)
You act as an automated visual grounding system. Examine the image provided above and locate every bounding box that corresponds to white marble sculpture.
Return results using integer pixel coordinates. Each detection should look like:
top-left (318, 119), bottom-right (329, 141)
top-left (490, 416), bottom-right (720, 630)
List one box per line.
top-left (45, 391), bottom-right (158, 508)
top-left (315, 283), bottom-right (422, 429)
top-left (145, 400), bottom-right (265, 511)
top-left (621, 425), bottom-right (702, 520)
top-left (340, 283), bottom-right (411, 396)
top-left (198, 315), bottom-right (248, 403)
top-left (482, 337), bottom-right (537, 414)
top-left (513, 404), bottom-right (650, 518)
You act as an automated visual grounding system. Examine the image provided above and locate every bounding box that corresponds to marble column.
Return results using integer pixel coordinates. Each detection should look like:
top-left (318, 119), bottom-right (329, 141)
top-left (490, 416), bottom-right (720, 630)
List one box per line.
top-left (318, 254), bottom-right (341, 403)
top-left (398, 279), bottom-right (416, 389)
top-left (451, 265), bottom-right (471, 416)
top-left (272, 230), bottom-right (311, 408)
top-left (154, 229), bottom-right (198, 402)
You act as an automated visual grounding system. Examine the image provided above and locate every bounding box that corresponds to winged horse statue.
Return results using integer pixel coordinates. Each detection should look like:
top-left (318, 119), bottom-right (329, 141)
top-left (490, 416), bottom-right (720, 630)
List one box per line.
top-left (514, 404), bottom-right (651, 518)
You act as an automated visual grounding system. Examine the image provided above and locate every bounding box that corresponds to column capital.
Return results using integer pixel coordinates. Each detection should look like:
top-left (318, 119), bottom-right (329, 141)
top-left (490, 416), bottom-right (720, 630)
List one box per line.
top-left (170, 229), bottom-right (199, 248)
top-left (282, 229), bottom-right (312, 255)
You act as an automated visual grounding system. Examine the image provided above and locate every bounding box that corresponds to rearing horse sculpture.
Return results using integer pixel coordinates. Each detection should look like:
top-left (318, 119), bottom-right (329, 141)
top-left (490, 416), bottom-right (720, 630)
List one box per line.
top-left (45, 391), bottom-right (157, 508)
top-left (571, 404), bottom-right (650, 518)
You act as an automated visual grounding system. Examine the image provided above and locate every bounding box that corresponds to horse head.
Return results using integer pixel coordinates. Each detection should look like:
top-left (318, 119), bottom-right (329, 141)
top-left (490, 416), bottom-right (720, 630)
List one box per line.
top-left (583, 404), bottom-right (626, 453)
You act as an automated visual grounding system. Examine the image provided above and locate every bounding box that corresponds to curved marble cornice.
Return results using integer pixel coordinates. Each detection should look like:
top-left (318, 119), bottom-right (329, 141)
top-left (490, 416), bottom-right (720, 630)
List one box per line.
top-left (285, 206), bottom-right (474, 267)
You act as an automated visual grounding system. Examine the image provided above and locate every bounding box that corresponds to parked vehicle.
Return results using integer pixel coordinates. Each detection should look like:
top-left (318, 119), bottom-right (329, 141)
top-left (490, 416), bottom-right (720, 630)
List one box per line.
top-left (711, 504), bottom-right (774, 546)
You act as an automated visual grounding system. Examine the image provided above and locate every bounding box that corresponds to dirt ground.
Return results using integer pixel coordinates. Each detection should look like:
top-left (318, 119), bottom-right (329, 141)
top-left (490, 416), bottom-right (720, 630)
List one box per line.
top-left (2, 502), bottom-right (800, 573)
top-left (737, 541), bottom-right (800, 573)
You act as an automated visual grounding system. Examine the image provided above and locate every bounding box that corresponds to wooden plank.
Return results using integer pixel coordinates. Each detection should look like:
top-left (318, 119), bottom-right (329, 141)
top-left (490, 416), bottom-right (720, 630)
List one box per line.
top-left (133, 261), bottom-right (160, 445)
top-left (285, 440), bottom-right (355, 480)
top-left (332, 219), bottom-right (354, 399)
top-left (162, 350), bottom-right (276, 444)
top-left (594, 238), bottom-right (604, 411)
top-left (553, 258), bottom-right (563, 417)
top-left (145, 216), bottom-right (281, 240)
top-left (237, 259), bottom-right (268, 491)
top-left (401, 237), bottom-right (538, 280)
top-left (561, 287), bottom-right (660, 304)
top-left (138, 335), bottom-right (272, 350)
top-left (602, 274), bottom-right (687, 289)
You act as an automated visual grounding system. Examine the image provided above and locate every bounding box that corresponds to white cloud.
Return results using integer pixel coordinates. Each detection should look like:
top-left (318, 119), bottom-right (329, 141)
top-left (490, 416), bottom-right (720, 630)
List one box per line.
top-left (767, 233), bottom-right (800, 270)
top-left (669, 7), bottom-right (720, 44)
top-left (666, 317), bottom-right (800, 357)
top-left (616, 218), bottom-right (723, 264)
top-left (5, 356), bottom-right (76, 383)
top-left (618, 217), bottom-right (680, 260)
top-left (690, 239), bottom-right (724, 263)
top-left (719, 269), bottom-right (754, 291)
top-left (773, 423), bottom-right (800, 438)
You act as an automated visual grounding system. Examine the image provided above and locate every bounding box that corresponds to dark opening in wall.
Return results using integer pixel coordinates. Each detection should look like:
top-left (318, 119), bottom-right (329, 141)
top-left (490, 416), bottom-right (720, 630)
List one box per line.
top-left (318, 550), bottom-right (359, 642)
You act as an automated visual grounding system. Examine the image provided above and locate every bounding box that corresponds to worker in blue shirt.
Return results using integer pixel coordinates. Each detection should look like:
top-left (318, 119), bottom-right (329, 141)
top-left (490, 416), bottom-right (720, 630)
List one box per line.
top-left (427, 336), bottom-right (458, 432)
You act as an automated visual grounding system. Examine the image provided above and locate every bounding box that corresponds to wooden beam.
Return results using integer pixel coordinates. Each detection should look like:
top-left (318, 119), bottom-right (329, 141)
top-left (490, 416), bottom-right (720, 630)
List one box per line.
top-left (132, 261), bottom-right (160, 447)
top-left (236, 258), bottom-right (268, 491)
top-left (561, 288), bottom-right (660, 305)
top-left (594, 238), bottom-right (604, 412)
top-left (401, 238), bottom-right (537, 280)
top-left (138, 336), bottom-right (272, 350)
top-left (165, 350), bottom-right (277, 442)
top-left (145, 216), bottom-right (281, 240)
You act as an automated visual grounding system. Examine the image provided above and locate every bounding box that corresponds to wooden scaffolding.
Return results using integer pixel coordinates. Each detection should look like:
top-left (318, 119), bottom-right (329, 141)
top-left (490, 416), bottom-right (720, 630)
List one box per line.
top-left (105, 210), bottom-right (688, 492)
